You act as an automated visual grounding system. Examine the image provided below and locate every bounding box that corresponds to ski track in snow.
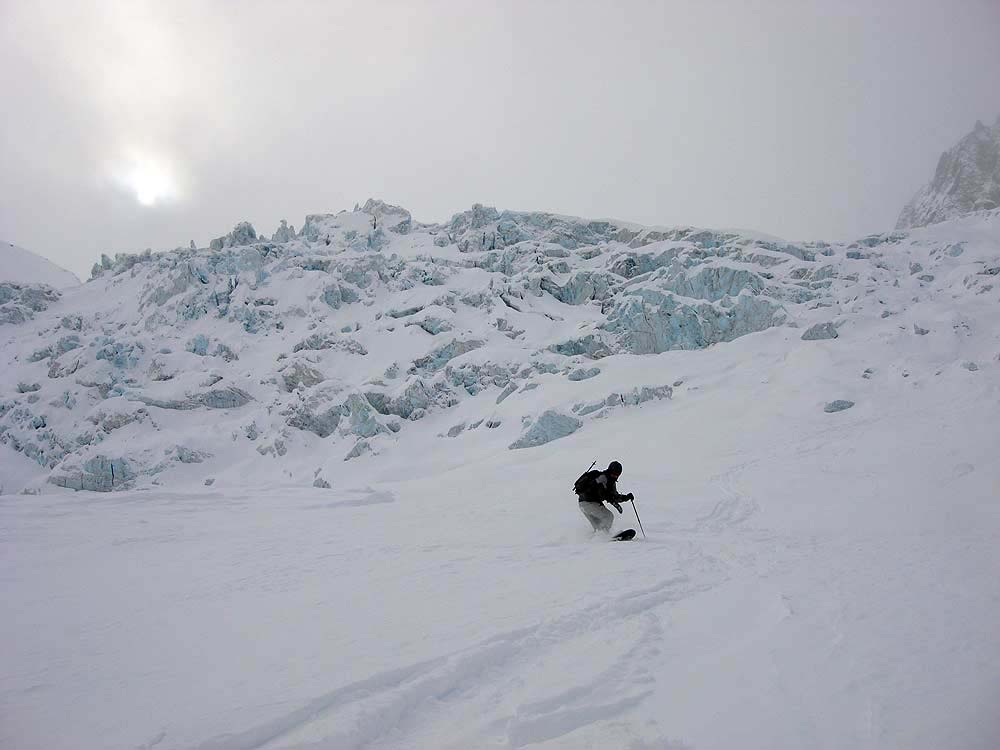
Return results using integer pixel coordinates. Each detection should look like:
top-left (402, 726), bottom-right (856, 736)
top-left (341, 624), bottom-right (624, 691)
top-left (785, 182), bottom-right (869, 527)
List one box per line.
top-left (5, 395), bottom-right (998, 750)
top-left (301, 488), bottom-right (396, 511)
top-left (695, 465), bottom-right (760, 533)
top-left (193, 568), bottom-right (724, 750)
top-left (190, 471), bottom-right (771, 750)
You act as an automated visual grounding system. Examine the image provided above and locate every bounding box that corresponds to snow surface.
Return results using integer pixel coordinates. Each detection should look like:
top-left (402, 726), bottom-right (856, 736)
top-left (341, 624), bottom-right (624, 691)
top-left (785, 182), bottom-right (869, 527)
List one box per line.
top-left (2, 205), bottom-right (999, 749)
top-left (0, 241), bottom-right (80, 288)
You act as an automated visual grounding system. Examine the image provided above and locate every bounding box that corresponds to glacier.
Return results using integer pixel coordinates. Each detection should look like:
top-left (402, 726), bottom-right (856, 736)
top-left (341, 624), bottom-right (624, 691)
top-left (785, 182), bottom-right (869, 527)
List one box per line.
top-left (2, 202), bottom-right (1000, 492)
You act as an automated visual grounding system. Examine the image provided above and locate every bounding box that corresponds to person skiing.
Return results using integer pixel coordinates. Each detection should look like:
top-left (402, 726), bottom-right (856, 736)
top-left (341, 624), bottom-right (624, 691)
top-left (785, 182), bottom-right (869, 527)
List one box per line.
top-left (574, 460), bottom-right (634, 534)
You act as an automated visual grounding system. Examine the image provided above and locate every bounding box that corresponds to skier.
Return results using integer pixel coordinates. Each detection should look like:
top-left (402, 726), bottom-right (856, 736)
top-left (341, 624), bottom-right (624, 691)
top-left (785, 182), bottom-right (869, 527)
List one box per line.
top-left (574, 460), bottom-right (634, 534)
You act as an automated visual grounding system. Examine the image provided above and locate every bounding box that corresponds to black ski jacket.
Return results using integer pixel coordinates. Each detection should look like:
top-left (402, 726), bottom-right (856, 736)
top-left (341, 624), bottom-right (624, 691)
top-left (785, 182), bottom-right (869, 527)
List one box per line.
top-left (577, 471), bottom-right (629, 505)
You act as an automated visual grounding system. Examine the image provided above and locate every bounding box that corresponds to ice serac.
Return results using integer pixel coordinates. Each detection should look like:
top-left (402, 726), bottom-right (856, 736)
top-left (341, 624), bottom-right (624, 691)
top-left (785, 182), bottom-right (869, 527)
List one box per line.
top-left (362, 199), bottom-right (413, 234)
top-left (48, 455), bottom-right (133, 491)
top-left (801, 322), bottom-right (839, 341)
top-left (3, 196), bottom-right (997, 492)
top-left (210, 222), bottom-right (258, 250)
top-left (0, 283), bottom-right (62, 326)
top-left (602, 290), bottom-right (785, 355)
top-left (446, 205), bottom-right (622, 253)
top-left (509, 410), bottom-right (582, 450)
top-left (897, 117), bottom-right (1000, 230)
top-left (271, 220), bottom-right (296, 243)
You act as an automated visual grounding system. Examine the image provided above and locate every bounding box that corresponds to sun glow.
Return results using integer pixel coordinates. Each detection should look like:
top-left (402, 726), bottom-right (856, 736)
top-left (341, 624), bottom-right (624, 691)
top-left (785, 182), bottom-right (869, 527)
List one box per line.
top-left (112, 152), bottom-right (179, 207)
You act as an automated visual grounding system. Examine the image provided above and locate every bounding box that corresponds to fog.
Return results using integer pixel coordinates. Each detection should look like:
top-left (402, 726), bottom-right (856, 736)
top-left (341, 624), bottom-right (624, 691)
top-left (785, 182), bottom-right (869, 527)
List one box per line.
top-left (2, 0), bottom-right (998, 277)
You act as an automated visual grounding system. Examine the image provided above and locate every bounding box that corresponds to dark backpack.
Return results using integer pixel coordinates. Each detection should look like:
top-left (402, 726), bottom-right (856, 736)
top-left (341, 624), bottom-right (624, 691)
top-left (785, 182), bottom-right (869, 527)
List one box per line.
top-left (573, 469), bottom-right (601, 496)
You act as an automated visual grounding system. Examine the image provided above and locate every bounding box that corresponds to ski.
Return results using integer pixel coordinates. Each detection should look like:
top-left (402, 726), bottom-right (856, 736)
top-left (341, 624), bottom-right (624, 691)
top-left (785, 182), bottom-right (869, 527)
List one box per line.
top-left (612, 529), bottom-right (636, 541)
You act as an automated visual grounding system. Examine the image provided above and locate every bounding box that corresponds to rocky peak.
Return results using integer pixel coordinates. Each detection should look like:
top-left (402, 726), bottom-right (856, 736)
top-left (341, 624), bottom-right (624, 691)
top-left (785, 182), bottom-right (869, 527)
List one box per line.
top-left (897, 117), bottom-right (1000, 230)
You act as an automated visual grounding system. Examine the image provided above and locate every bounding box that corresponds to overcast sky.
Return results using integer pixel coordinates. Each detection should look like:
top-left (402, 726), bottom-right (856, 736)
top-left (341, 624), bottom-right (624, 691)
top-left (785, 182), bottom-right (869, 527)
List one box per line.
top-left (2, 0), bottom-right (998, 278)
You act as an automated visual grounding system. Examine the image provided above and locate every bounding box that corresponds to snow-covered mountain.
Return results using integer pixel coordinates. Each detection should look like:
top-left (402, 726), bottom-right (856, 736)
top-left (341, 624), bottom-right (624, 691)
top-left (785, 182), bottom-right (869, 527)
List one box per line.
top-left (897, 117), bottom-right (1000, 230)
top-left (0, 240), bottom-right (80, 288)
top-left (2, 199), bottom-right (998, 495)
top-left (2, 201), bottom-right (999, 749)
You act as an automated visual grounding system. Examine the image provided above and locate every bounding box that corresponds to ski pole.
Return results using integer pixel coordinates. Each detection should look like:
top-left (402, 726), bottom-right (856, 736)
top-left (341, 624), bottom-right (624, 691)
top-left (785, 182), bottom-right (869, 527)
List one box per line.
top-left (631, 497), bottom-right (646, 539)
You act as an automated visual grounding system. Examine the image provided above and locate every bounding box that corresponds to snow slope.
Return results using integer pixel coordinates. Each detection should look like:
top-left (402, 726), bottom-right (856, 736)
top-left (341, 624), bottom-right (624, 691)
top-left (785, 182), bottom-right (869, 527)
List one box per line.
top-left (0, 240), bottom-right (80, 288)
top-left (1, 204), bottom-right (999, 749)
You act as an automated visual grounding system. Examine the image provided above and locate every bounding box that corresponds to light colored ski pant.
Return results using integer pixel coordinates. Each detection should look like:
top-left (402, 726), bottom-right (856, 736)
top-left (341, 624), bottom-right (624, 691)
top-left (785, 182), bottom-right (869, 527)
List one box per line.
top-left (579, 500), bottom-right (613, 533)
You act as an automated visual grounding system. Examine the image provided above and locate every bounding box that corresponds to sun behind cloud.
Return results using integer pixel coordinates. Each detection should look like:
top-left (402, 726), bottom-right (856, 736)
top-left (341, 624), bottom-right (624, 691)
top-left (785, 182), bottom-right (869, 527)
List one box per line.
top-left (111, 150), bottom-right (180, 207)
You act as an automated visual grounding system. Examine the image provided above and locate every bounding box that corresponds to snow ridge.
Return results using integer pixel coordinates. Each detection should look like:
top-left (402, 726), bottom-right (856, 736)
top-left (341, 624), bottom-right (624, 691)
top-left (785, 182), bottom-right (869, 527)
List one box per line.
top-left (0, 240), bottom-right (80, 288)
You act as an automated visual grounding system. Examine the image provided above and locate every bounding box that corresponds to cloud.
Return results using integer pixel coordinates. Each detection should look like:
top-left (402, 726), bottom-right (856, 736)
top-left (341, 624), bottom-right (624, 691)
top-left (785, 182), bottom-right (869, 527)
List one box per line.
top-left (1, 0), bottom-right (998, 278)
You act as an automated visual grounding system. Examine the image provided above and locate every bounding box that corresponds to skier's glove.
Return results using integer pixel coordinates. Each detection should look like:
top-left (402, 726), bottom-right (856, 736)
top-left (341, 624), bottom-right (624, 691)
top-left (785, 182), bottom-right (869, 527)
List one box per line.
top-left (612, 502), bottom-right (623, 514)
top-left (626, 493), bottom-right (634, 501)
